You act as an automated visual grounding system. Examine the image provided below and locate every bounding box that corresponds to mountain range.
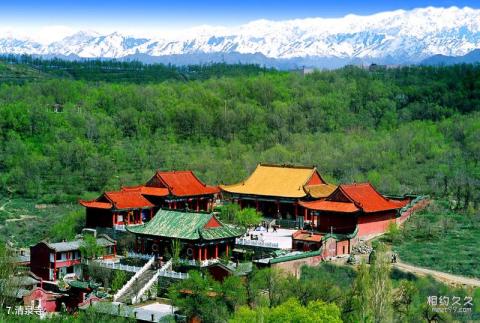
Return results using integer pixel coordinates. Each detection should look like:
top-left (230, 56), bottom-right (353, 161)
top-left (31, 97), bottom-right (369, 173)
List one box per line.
top-left (1, 6), bottom-right (480, 68)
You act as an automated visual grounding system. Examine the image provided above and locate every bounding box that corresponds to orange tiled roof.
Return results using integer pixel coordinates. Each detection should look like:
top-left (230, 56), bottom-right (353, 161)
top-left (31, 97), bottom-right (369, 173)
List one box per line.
top-left (388, 198), bottom-right (411, 208)
top-left (336, 183), bottom-right (405, 213)
top-left (299, 200), bottom-right (359, 213)
top-left (121, 185), bottom-right (169, 197)
top-left (104, 191), bottom-right (154, 210)
top-left (79, 200), bottom-right (112, 209)
top-left (151, 171), bottom-right (219, 197)
top-left (221, 164), bottom-right (326, 198)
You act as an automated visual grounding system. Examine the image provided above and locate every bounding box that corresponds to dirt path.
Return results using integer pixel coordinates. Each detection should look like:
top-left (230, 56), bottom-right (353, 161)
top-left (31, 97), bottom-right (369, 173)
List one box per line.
top-left (394, 261), bottom-right (480, 288)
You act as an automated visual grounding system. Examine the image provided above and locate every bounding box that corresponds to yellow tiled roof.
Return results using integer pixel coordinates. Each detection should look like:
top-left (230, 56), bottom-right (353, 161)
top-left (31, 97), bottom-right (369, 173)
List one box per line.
top-left (220, 164), bottom-right (322, 198)
top-left (304, 184), bottom-right (337, 198)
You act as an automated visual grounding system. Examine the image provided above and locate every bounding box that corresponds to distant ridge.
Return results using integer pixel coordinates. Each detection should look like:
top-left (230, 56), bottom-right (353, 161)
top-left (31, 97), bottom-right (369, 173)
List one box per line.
top-left (2, 7), bottom-right (480, 68)
top-left (421, 49), bottom-right (480, 66)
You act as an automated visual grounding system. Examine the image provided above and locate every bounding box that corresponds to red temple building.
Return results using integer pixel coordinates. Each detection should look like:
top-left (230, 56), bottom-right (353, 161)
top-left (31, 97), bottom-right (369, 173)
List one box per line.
top-left (80, 170), bottom-right (219, 229)
top-left (290, 183), bottom-right (415, 256)
top-left (220, 164), bottom-right (336, 218)
top-left (30, 235), bottom-right (116, 281)
top-left (299, 182), bottom-right (410, 239)
top-left (81, 189), bottom-right (156, 229)
top-left (126, 209), bottom-right (244, 261)
top-left (144, 170), bottom-right (220, 211)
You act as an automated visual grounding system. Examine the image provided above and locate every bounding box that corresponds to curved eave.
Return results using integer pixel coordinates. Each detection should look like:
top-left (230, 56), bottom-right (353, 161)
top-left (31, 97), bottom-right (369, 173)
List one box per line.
top-left (112, 205), bottom-right (155, 211)
top-left (220, 189), bottom-right (307, 199)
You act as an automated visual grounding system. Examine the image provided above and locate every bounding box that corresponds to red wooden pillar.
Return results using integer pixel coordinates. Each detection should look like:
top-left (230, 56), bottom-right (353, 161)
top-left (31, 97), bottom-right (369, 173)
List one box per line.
top-left (215, 244), bottom-right (218, 258)
top-left (204, 247), bottom-right (208, 260)
top-left (168, 202), bottom-right (172, 209)
top-left (225, 244), bottom-right (229, 257)
top-left (239, 199), bottom-right (243, 209)
top-left (114, 244), bottom-right (117, 257)
top-left (173, 202), bottom-right (177, 210)
top-left (198, 247), bottom-right (202, 261)
top-left (150, 208), bottom-right (153, 220)
top-left (196, 199), bottom-right (200, 212)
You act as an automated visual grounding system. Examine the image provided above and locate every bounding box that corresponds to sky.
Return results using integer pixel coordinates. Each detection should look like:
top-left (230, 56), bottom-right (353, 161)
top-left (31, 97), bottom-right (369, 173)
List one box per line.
top-left (0, 1), bottom-right (479, 43)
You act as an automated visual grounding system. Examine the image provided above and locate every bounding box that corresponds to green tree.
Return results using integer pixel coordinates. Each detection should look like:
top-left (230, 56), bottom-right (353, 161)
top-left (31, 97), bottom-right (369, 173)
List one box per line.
top-left (217, 203), bottom-right (241, 224)
top-left (369, 243), bottom-right (393, 323)
top-left (50, 210), bottom-right (84, 241)
top-left (234, 208), bottom-right (262, 228)
top-left (0, 244), bottom-right (16, 308)
top-left (79, 235), bottom-right (103, 259)
top-left (345, 261), bottom-right (373, 323)
top-left (171, 239), bottom-right (181, 264)
top-left (230, 298), bottom-right (342, 323)
top-left (221, 275), bottom-right (248, 313)
top-left (111, 270), bottom-right (128, 292)
top-left (248, 268), bottom-right (285, 308)
top-left (392, 280), bottom-right (418, 321)
top-left (168, 271), bottom-right (228, 322)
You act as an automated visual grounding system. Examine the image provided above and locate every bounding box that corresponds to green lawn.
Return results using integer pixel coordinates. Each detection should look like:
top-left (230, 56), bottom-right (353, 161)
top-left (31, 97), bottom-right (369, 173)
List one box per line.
top-left (0, 198), bottom-right (80, 247)
top-left (387, 201), bottom-right (480, 279)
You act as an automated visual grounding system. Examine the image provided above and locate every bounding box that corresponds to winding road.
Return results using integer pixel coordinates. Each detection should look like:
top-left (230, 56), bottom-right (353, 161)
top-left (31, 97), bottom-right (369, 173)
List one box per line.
top-left (394, 261), bottom-right (480, 288)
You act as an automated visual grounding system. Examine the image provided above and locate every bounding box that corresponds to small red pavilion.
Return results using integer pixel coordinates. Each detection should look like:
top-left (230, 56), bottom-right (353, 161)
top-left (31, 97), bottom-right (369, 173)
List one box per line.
top-left (81, 189), bottom-right (157, 228)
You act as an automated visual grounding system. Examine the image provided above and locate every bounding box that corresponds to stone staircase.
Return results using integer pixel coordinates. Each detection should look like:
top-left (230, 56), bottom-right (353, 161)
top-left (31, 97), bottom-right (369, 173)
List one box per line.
top-left (113, 255), bottom-right (156, 304)
top-left (116, 268), bottom-right (157, 304)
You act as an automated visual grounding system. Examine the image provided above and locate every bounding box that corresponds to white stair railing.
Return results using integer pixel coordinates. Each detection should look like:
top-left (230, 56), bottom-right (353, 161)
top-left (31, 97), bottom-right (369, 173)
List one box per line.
top-left (113, 255), bottom-right (155, 302)
top-left (131, 270), bottom-right (161, 304)
top-left (160, 259), bottom-right (172, 271)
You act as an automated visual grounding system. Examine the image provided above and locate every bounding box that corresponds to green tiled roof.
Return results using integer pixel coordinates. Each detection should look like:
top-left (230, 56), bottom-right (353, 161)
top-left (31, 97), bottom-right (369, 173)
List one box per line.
top-left (126, 209), bottom-right (244, 241)
top-left (67, 280), bottom-right (101, 290)
top-left (269, 250), bottom-right (322, 264)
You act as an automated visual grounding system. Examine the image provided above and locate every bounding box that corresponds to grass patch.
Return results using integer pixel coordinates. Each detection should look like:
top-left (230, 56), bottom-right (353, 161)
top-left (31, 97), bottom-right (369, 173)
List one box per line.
top-left (0, 198), bottom-right (80, 247)
top-left (386, 201), bottom-right (480, 278)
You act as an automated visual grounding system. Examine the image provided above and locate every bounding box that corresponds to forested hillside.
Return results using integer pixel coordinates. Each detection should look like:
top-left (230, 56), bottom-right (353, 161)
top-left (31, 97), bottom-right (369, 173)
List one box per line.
top-left (0, 60), bottom-right (478, 209)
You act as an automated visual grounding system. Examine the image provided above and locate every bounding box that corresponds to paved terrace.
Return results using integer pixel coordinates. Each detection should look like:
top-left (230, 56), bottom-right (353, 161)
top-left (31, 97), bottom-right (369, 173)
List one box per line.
top-left (88, 301), bottom-right (176, 322)
top-left (241, 227), bottom-right (296, 250)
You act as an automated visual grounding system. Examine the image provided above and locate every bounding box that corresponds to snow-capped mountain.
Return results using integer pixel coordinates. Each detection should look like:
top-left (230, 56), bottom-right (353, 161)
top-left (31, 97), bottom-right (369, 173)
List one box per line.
top-left (1, 6), bottom-right (480, 67)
